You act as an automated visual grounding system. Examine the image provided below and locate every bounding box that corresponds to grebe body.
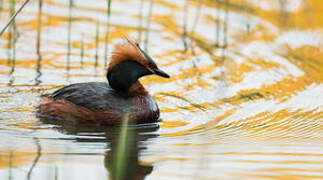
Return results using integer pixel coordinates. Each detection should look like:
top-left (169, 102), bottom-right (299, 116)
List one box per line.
top-left (38, 40), bottom-right (170, 125)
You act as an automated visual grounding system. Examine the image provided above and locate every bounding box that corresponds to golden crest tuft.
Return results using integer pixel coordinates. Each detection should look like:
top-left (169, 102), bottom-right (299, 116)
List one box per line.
top-left (108, 39), bottom-right (148, 70)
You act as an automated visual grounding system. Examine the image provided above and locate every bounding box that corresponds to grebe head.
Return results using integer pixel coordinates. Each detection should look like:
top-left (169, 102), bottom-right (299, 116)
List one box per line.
top-left (107, 39), bottom-right (170, 91)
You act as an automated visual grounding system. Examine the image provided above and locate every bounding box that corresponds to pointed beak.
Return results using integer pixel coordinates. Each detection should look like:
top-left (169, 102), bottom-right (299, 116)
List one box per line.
top-left (137, 44), bottom-right (170, 79)
top-left (153, 68), bottom-right (170, 78)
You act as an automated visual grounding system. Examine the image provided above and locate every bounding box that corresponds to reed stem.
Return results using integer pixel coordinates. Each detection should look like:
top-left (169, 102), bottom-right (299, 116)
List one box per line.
top-left (80, 33), bottom-right (84, 67)
top-left (35, 0), bottom-right (43, 85)
top-left (95, 20), bottom-right (100, 67)
top-left (67, 0), bottom-right (73, 70)
top-left (0, 0), bottom-right (30, 36)
top-left (104, 0), bottom-right (112, 68)
top-left (138, 0), bottom-right (144, 43)
top-left (36, 0), bottom-right (43, 55)
top-left (144, 0), bottom-right (154, 52)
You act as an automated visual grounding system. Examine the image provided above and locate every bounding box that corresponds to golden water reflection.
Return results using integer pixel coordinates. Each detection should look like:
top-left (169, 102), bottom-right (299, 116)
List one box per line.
top-left (0, 0), bottom-right (322, 179)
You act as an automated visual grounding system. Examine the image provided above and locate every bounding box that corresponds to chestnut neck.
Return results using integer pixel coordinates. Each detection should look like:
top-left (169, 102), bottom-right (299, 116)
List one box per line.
top-left (107, 60), bottom-right (151, 96)
top-left (127, 81), bottom-right (148, 96)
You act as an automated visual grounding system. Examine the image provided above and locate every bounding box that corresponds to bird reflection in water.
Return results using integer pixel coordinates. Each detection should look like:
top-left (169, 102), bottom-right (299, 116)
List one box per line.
top-left (38, 115), bottom-right (158, 180)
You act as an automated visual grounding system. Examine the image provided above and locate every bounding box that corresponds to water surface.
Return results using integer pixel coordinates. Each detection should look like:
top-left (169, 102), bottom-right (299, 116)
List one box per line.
top-left (0, 0), bottom-right (322, 179)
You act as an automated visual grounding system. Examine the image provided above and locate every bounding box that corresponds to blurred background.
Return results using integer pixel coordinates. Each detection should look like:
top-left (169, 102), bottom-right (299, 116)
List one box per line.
top-left (0, 0), bottom-right (322, 179)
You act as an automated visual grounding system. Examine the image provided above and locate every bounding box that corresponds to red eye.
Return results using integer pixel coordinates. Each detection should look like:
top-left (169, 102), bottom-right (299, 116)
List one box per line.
top-left (143, 63), bottom-right (150, 68)
top-left (143, 63), bottom-right (154, 73)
